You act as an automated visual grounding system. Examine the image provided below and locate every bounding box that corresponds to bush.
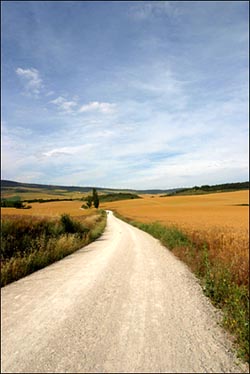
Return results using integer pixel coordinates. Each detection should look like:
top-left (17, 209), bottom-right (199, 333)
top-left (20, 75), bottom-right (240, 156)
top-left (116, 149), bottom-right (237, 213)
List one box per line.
top-left (1, 198), bottom-right (25, 208)
top-left (85, 195), bottom-right (93, 208)
top-left (59, 214), bottom-right (89, 237)
top-left (1, 217), bottom-right (58, 260)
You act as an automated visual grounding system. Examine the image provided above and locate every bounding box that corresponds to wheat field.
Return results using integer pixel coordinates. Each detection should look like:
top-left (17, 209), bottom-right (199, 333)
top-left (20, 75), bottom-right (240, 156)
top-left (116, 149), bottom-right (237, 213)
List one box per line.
top-left (2, 190), bottom-right (248, 228)
top-left (101, 190), bottom-right (249, 230)
top-left (101, 190), bottom-right (249, 285)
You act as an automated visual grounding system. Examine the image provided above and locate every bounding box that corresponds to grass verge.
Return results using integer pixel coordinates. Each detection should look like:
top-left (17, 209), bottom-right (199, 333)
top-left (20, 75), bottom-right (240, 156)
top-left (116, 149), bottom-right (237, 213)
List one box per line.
top-left (1, 210), bottom-right (107, 287)
top-left (114, 211), bottom-right (249, 363)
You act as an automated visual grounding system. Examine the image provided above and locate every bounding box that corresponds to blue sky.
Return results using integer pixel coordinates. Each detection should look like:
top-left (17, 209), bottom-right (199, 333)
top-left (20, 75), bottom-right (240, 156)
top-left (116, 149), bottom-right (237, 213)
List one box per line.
top-left (1, 1), bottom-right (249, 189)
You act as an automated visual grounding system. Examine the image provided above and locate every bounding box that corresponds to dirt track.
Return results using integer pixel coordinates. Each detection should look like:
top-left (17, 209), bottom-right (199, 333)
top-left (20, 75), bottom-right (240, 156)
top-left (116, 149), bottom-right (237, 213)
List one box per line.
top-left (1, 211), bottom-right (248, 373)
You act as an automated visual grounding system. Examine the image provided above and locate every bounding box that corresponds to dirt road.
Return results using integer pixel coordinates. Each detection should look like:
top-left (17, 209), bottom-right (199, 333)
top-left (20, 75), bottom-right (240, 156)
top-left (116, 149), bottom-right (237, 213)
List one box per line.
top-left (1, 211), bottom-right (247, 373)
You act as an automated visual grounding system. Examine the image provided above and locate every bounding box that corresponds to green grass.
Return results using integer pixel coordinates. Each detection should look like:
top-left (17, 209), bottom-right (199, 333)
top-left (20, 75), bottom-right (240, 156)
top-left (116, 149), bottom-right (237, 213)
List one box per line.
top-left (88, 210), bottom-right (107, 240)
top-left (1, 210), bottom-right (107, 287)
top-left (114, 211), bottom-right (249, 363)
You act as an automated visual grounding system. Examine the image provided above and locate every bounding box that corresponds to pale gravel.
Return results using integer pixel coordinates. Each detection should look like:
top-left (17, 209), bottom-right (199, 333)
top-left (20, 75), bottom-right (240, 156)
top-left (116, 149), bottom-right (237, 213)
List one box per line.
top-left (1, 211), bottom-right (248, 373)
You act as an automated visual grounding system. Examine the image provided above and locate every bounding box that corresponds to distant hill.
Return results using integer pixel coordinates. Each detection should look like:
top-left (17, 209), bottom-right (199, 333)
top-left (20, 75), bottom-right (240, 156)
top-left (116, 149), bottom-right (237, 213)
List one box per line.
top-left (1, 179), bottom-right (110, 193)
top-left (1, 179), bottom-right (249, 199)
top-left (165, 181), bottom-right (249, 196)
top-left (1, 180), bottom-right (181, 196)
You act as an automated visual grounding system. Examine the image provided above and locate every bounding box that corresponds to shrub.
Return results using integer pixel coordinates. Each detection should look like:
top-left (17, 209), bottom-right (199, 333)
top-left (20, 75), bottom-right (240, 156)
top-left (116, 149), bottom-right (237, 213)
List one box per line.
top-left (1, 198), bottom-right (25, 208)
top-left (59, 214), bottom-right (88, 237)
top-left (85, 195), bottom-right (93, 208)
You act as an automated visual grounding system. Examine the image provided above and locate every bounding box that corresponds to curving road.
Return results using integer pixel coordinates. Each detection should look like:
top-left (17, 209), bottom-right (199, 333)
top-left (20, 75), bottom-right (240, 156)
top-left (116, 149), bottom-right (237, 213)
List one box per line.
top-left (1, 211), bottom-right (247, 373)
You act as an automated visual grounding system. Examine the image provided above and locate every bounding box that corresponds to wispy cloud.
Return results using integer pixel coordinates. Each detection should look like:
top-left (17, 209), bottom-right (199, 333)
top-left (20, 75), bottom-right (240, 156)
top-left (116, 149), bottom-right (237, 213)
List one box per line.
top-left (45, 90), bottom-right (55, 97)
top-left (16, 67), bottom-right (43, 96)
top-left (42, 145), bottom-right (92, 158)
top-left (42, 147), bottom-right (76, 158)
top-left (50, 96), bottom-right (78, 113)
top-left (49, 98), bottom-right (116, 115)
top-left (79, 101), bottom-right (116, 114)
top-left (129, 1), bottom-right (180, 20)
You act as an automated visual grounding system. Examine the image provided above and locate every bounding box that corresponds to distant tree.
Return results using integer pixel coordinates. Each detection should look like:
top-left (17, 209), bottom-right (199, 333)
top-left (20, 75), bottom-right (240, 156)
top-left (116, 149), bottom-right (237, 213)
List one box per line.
top-left (86, 195), bottom-right (93, 208)
top-left (92, 188), bottom-right (99, 208)
top-left (201, 185), bottom-right (210, 190)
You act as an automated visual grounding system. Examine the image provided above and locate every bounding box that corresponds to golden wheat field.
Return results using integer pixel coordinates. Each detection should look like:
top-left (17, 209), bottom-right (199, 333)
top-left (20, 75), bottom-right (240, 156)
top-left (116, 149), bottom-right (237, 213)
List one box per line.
top-left (101, 190), bottom-right (249, 231)
top-left (101, 190), bottom-right (249, 284)
top-left (2, 190), bottom-right (248, 228)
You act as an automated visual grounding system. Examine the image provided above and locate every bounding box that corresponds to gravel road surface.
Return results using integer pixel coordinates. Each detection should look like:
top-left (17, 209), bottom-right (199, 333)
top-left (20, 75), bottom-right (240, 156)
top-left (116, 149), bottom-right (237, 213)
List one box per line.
top-left (1, 211), bottom-right (248, 373)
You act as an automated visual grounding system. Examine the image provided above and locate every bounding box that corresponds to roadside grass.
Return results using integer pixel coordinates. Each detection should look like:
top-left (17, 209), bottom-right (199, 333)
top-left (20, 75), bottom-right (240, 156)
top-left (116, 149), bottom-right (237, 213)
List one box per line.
top-left (1, 210), bottom-right (107, 287)
top-left (114, 211), bottom-right (249, 363)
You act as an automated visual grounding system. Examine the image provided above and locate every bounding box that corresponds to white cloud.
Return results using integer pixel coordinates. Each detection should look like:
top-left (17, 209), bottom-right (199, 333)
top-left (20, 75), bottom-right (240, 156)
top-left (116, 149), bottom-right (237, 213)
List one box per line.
top-left (79, 101), bottom-right (116, 114)
top-left (45, 90), bottom-right (55, 97)
top-left (42, 146), bottom-right (79, 158)
top-left (50, 96), bottom-right (77, 113)
top-left (16, 67), bottom-right (43, 95)
top-left (42, 144), bottom-right (93, 158)
top-left (129, 1), bottom-right (180, 20)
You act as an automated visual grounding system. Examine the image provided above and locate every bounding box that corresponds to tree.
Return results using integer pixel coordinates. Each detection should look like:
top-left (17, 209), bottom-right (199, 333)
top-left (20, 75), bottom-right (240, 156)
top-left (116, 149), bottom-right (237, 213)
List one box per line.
top-left (92, 188), bottom-right (99, 208)
top-left (86, 195), bottom-right (93, 208)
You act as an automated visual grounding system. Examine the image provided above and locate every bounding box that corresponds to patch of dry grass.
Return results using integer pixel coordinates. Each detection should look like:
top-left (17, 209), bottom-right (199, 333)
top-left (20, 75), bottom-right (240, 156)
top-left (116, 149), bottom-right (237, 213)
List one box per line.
top-left (1, 210), bottom-right (107, 286)
top-left (182, 226), bottom-right (249, 286)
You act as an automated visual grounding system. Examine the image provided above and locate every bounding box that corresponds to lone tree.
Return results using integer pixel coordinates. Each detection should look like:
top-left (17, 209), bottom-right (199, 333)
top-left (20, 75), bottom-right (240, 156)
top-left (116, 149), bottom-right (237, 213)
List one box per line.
top-left (86, 195), bottom-right (93, 208)
top-left (92, 188), bottom-right (99, 208)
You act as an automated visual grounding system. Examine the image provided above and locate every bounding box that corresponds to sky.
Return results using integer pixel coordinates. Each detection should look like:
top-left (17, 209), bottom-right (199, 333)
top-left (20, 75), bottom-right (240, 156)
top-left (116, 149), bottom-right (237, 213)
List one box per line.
top-left (1, 1), bottom-right (249, 189)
